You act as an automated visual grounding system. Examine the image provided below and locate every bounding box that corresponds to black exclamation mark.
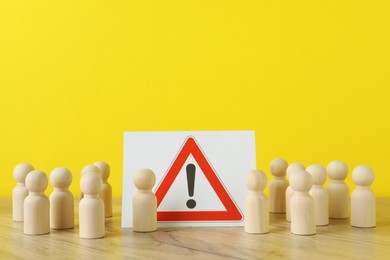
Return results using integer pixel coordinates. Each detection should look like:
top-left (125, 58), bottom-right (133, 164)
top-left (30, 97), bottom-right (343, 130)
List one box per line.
top-left (186, 164), bottom-right (196, 209)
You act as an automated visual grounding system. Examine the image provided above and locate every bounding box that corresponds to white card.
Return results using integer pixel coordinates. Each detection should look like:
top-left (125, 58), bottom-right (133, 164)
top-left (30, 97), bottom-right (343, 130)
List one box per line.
top-left (122, 131), bottom-right (256, 228)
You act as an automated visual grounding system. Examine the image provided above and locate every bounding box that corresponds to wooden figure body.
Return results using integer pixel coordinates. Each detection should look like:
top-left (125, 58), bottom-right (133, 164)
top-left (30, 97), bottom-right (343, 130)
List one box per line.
top-left (290, 170), bottom-right (315, 236)
top-left (307, 164), bottom-right (329, 226)
top-left (351, 166), bottom-right (375, 228)
top-left (79, 173), bottom-right (105, 239)
top-left (269, 158), bottom-right (288, 214)
top-left (285, 163), bottom-right (305, 222)
top-left (244, 169), bottom-right (269, 234)
top-left (326, 160), bottom-right (349, 219)
top-left (80, 165), bottom-right (101, 200)
top-left (133, 168), bottom-right (157, 232)
top-left (24, 170), bottom-right (50, 235)
top-left (49, 167), bottom-right (74, 229)
top-left (95, 161), bottom-right (112, 218)
top-left (13, 163), bottom-right (34, 222)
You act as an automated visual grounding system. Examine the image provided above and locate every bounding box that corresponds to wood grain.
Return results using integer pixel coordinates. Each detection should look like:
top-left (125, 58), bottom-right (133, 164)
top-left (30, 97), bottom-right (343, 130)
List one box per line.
top-left (0, 198), bottom-right (389, 259)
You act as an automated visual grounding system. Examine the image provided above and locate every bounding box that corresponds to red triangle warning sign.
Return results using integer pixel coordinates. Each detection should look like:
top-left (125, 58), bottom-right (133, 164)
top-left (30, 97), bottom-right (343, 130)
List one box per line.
top-left (155, 137), bottom-right (243, 222)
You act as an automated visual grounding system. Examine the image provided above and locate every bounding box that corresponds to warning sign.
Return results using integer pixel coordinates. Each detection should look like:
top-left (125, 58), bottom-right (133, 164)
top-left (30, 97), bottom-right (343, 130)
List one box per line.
top-left (156, 137), bottom-right (242, 221)
top-left (122, 131), bottom-right (256, 228)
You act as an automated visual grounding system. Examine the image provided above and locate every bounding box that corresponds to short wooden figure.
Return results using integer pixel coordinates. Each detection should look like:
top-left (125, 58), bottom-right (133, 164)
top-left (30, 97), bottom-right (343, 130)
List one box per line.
top-left (326, 160), bottom-right (349, 219)
top-left (79, 173), bottom-right (105, 239)
top-left (244, 169), bottom-right (269, 234)
top-left (351, 165), bottom-right (375, 228)
top-left (24, 170), bottom-right (50, 235)
top-left (269, 158), bottom-right (288, 214)
top-left (13, 163), bottom-right (34, 222)
top-left (285, 163), bottom-right (305, 222)
top-left (80, 165), bottom-right (101, 200)
top-left (95, 161), bottom-right (112, 218)
top-left (133, 168), bottom-right (157, 232)
top-left (290, 170), bottom-right (316, 236)
top-left (307, 164), bottom-right (329, 226)
top-left (49, 167), bottom-right (74, 229)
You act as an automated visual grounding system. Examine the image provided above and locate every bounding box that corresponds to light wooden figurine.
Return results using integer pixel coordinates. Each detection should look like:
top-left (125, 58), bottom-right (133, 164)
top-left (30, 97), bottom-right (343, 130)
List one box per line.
top-left (24, 170), bottom-right (50, 235)
top-left (133, 168), bottom-right (157, 233)
top-left (290, 170), bottom-right (316, 236)
top-left (307, 164), bottom-right (329, 226)
top-left (269, 158), bottom-right (288, 214)
top-left (95, 161), bottom-right (112, 218)
top-left (49, 167), bottom-right (74, 229)
top-left (351, 165), bottom-right (375, 228)
top-left (79, 172), bottom-right (105, 239)
top-left (244, 169), bottom-right (269, 234)
top-left (285, 163), bottom-right (305, 222)
top-left (13, 163), bottom-right (34, 222)
top-left (326, 160), bottom-right (349, 219)
top-left (80, 165), bottom-right (101, 200)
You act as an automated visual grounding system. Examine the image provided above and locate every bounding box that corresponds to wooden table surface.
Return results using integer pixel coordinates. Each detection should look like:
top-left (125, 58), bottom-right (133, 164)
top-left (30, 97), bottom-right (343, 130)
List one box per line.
top-left (1, 198), bottom-right (390, 259)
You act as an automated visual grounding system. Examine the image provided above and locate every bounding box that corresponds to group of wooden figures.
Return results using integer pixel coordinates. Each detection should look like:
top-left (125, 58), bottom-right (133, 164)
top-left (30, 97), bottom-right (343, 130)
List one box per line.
top-left (245, 159), bottom-right (376, 235)
top-left (13, 159), bottom-right (375, 238)
top-left (12, 162), bottom-right (112, 238)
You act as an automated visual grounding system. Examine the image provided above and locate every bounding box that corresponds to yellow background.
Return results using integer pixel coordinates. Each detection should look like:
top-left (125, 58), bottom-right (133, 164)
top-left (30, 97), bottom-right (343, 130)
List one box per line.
top-left (0, 1), bottom-right (389, 197)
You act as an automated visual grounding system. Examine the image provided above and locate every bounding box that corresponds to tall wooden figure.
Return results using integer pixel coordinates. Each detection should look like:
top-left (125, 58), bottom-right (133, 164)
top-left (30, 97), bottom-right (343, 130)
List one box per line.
top-left (79, 173), bottom-right (105, 239)
top-left (269, 158), bottom-right (288, 214)
top-left (13, 163), bottom-right (34, 222)
top-left (351, 165), bottom-right (375, 228)
top-left (133, 168), bottom-right (157, 232)
top-left (307, 164), bottom-right (329, 226)
top-left (327, 160), bottom-right (349, 219)
top-left (290, 170), bottom-right (316, 236)
top-left (80, 165), bottom-right (101, 200)
top-left (244, 169), bottom-right (269, 234)
top-left (24, 170), bottom-right (50, 235)
top-left (95, 161), bottom-right (112, 218)
top-left (285, 163), bottom-right (305, 222)
top-left (50, 167), bottom-right (74, 229)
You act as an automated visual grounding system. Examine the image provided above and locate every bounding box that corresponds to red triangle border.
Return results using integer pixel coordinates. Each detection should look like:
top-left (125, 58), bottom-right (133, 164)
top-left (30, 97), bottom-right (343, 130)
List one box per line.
top-left (155, 136), bottom-right (243, 222)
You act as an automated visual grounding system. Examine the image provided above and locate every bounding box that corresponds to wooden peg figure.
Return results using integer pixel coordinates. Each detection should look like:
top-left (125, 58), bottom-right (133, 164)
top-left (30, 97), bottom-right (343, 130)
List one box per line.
top-left (290, 170), bottom-right (316, 236)
top-left (79, 173), bottom-right (105, 239)
top-left (49, 167), bottom-right (74, 229)
top-left (80, 165), bottom-right (101, 200)
top-left (306, 164), bottom-right (329, 226)
top-left (244, 169), bottom-right (269, 234)
top-left (285, 163), bottom-right (305, 222)
top-left (24, 170), bottom-right (50, 235)
top-left (351, 166), bottom-right (375, 228)
top-left (133, 168), bottom-right (157, 232)
top-left (94, 161), bottom-right (112, 218)
top-left (13, 163), bottom-right (34, 221)
top-left (269, 158), bottom-right (288, 214)
top-left (326, 160), bottom-right (349, 219)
